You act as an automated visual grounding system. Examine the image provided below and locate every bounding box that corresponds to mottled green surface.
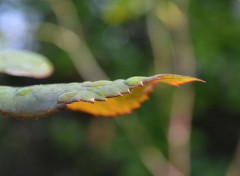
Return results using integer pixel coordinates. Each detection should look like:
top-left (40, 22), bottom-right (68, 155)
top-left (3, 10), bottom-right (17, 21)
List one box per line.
top-left (0, 74), bottom-right (201, 119)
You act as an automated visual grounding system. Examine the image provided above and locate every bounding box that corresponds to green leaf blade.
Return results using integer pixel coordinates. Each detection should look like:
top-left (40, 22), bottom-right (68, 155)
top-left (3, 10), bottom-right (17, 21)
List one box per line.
top-left (0, 74), bottom-right (204, 119)
top-left (0, 50), bottom-right (53, 78)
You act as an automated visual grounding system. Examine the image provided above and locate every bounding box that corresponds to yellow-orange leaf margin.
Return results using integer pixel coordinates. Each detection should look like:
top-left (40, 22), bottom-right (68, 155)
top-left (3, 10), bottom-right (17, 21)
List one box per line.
top-left (66, 74), bottom-right (204, 117)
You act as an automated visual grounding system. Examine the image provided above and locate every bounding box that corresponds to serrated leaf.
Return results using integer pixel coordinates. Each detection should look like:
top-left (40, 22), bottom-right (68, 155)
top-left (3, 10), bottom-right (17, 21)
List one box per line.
top-left (0, 50), bottom-right (53, 78)
top-left (0, 74), bottom-right (204, 119)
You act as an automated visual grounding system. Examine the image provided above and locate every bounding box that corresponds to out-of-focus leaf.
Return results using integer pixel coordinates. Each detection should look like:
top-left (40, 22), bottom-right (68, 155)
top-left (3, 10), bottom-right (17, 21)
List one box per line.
top-left (0, 50), bottom-right (53, 78)
top-left (100, 0), bottom-right (152, 25)
top-left (0, 74), bottom-right (204, 119)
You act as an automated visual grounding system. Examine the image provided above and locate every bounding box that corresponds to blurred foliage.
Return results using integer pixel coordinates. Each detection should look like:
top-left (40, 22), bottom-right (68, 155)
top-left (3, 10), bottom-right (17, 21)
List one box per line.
top-left (0, 0), bottom-right (240, 175)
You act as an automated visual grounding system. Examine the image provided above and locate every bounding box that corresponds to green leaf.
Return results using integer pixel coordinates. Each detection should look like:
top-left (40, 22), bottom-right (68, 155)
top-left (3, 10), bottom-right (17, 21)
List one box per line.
top-left (0, 50), bottom-right (53, 78)
top-left (0, 74), bottom-right (204, 119)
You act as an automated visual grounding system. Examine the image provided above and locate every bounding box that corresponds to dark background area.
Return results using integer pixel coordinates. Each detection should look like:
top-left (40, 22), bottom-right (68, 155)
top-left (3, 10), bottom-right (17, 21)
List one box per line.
top-left (1, 0), bottom-right (240, 175)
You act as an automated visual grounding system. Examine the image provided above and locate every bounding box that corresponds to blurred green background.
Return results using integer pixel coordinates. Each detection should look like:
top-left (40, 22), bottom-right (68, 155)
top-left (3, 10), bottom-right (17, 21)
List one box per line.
top-left (0, 0), bottom-right (240, 175)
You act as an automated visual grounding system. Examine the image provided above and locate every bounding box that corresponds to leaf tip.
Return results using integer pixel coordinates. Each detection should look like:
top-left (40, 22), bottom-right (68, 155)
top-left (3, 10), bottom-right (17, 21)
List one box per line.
top-left (155, 74), bottom-right (205, 87)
